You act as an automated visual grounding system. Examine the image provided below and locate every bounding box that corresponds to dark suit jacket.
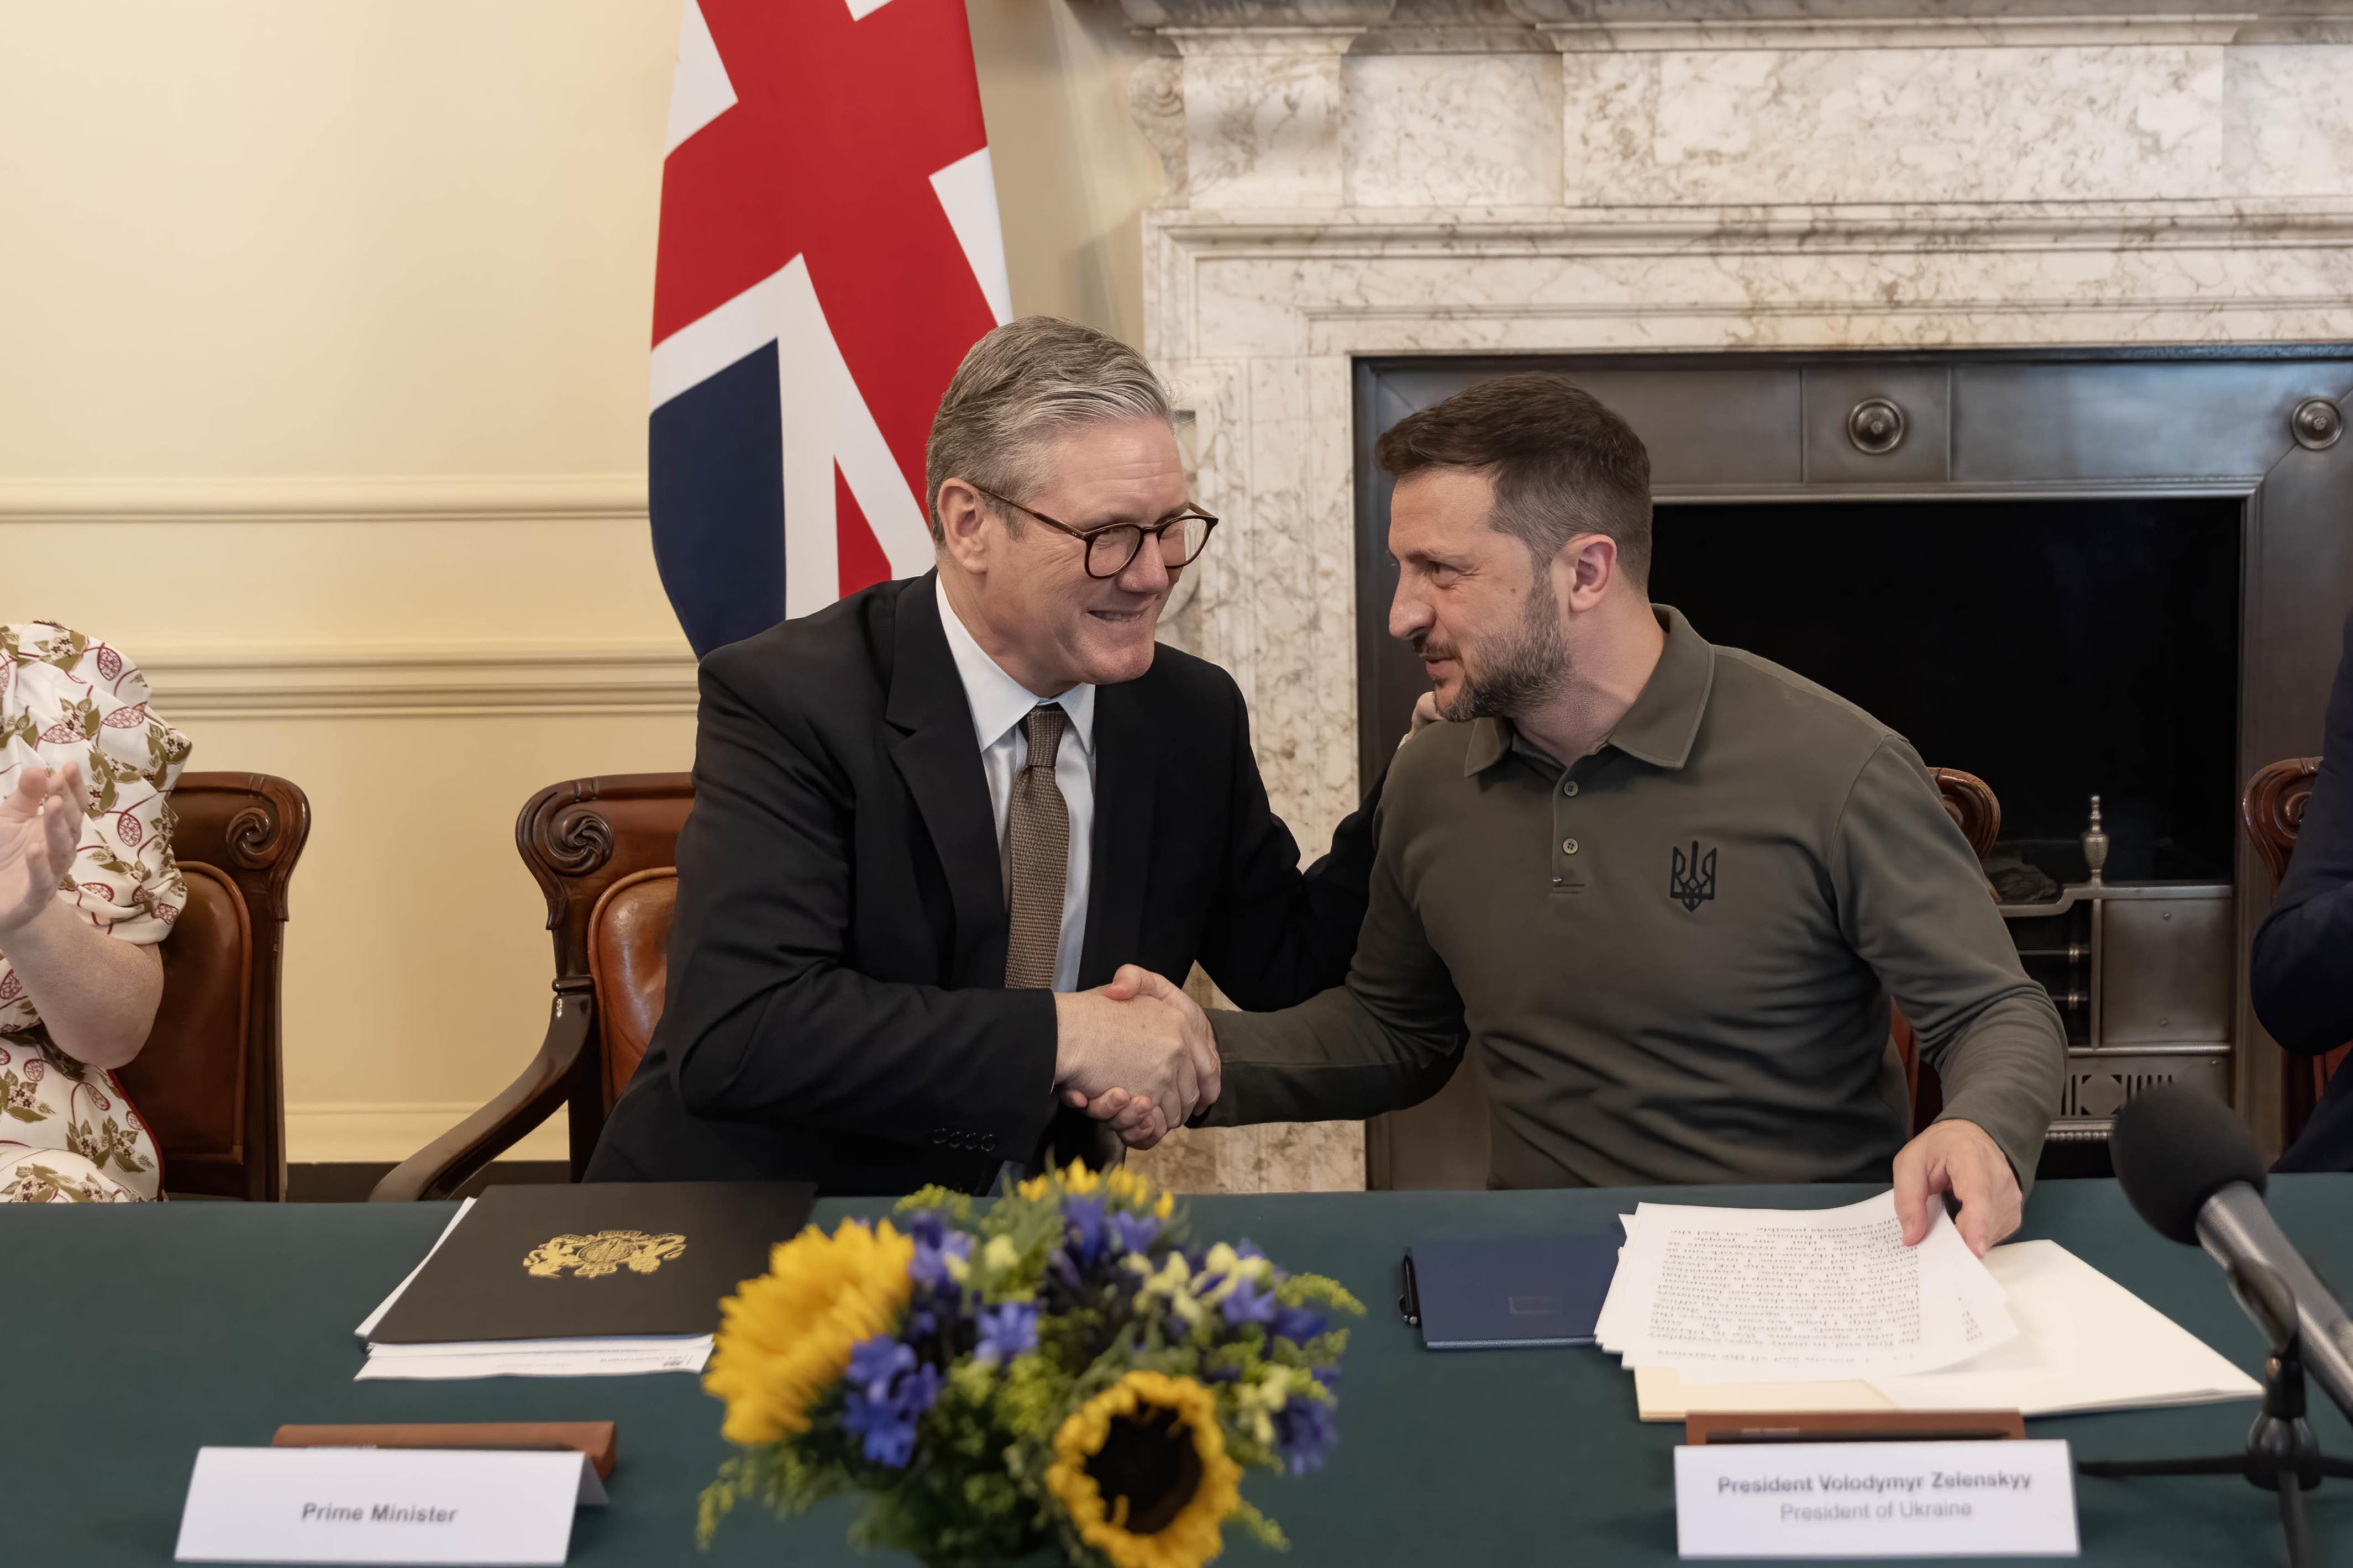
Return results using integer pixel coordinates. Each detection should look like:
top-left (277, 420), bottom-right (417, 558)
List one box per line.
top-left (585, 573), bottom-right (1377, 1196)
top-left (2259, 609), bottom-right (2353, 1172)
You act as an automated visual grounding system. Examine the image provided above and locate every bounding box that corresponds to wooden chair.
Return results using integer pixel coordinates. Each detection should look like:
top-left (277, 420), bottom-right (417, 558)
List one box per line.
top-left (2242, 756), bottom-right (2341, 1149)
top-left (112, 772), bottom-right (309, 1200)
top-left (370, 774), bottom-right (692, 1200)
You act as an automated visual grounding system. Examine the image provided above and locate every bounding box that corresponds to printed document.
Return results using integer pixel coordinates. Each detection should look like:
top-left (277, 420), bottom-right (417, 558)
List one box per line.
top-left (1595, 1191), bottom-right (2014, 1382)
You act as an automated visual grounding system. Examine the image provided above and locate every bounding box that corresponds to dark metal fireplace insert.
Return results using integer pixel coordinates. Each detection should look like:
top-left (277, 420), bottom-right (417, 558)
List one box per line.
top-left (1351, 349), bottom-right (2353, 1187)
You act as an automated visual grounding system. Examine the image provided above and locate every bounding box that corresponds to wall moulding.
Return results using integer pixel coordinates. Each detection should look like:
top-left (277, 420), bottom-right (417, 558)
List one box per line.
top-left (1120, 0), bottom-right (2353, 51)
top-left (0, 472), bottom-right (649, 524)
top-left (135, 641), bottom-right (698, 722)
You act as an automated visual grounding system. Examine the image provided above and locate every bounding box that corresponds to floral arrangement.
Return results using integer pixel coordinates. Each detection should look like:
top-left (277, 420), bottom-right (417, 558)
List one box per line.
top-left (698, 1163), bottom-right (1362, 1568)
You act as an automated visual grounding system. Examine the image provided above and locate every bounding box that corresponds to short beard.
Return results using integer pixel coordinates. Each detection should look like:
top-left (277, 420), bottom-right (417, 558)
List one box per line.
top-left (1421, 571), bottom-right (1569, 723)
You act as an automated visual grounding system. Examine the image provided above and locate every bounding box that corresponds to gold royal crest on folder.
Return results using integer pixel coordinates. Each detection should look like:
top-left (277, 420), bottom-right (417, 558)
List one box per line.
top-left (523, 1230), bottom-right (687, 1279)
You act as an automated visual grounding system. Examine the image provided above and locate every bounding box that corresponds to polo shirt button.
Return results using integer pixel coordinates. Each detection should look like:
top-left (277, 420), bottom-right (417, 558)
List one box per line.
top-left (1562, 780), bottom-right (1579, 797)
top-left (1562, 838), bottom-right (1579, 855)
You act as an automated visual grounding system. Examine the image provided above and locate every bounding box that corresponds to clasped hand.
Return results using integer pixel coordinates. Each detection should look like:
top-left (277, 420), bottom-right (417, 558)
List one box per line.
top-left (1050, 965), bottom-right (1213, 1151)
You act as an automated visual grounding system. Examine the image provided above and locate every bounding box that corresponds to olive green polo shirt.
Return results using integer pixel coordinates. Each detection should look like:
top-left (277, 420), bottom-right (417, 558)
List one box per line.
top-left (1204, 607), bottom-right (2066, 1192)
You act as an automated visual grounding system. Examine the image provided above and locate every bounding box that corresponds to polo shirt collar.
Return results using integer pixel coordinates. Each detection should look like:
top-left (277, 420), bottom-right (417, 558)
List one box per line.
top-left (934, 576), bottom-right (1097, 757)
top-left (1462, 604), bottom-right (1713, 775)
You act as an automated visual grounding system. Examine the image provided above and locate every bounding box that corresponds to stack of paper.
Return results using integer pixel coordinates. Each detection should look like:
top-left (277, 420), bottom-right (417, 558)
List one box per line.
top-left (1596, 1192), bottom-right (2015, 1382)
top-left (1632, 1236), bottom-right (2261, 1421)
top-left (354, 1200), bottom-right (715, 1381)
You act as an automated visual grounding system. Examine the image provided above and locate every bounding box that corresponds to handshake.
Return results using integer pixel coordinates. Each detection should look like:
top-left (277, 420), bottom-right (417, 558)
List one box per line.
top-left (1049, 965), bottom-right (1216, 1151)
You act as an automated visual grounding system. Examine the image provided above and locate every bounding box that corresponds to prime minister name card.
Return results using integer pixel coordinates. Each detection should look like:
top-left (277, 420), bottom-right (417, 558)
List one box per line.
top-left (1674, 1440), bottom-right (2079, 1559)
top-left (175, 1446), bottom-right (605, 1566)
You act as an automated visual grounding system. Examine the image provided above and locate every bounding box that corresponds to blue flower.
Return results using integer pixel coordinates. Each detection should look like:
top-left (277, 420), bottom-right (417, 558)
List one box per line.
top-left (1063, 1196), bottom-right (1109, 1265)
top-left (1107, 1210), bottom-right (1162, 1255)
top-left (1233, 1239), bottom-right (1267, 1261)
top-left (1220, 1276), bottom-right (1278, 1328)
top-left (904, 1210), bottom-right (948, 1249)
top-left (973, 1301), bottom-right (1039, 1365)
top-left (1312, 1363), bottom-right (1343, 1390)
top-left (1273, 1391), bottom-right (1339, 1475)
top-left (908, 1229), bottom-right (972, 1291)
top-left (1270, 1305), bottom-right (1327, 1345)
top-left (839, 1337), bottom-right (945, 1469)
top-left (845, 1335), bottom-right (914, 1399)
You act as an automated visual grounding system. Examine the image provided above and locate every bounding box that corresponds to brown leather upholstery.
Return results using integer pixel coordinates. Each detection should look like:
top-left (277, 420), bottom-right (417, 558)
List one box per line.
top-left (372, 774), bottom-right (694, 1199)
top-left (588, 870), bottom-right (676, 1109)
top-left (1365, 764), bottom-right (2000, 1188)
top-left (2242, 756), bottom-right (2342, 1148)
top-left (125, 865), bottom-right (251, 1176)
top-left (112, 772), bottom-right (309, 1200)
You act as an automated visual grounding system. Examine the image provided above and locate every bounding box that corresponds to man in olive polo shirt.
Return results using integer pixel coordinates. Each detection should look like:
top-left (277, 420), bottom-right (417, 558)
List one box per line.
top-left (1084, 373), bottom-right (2065, 1253)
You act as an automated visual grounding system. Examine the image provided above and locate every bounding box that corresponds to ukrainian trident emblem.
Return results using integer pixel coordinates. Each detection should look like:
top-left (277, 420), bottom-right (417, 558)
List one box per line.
top-left (1669, 841), bottom-right (1717, 913)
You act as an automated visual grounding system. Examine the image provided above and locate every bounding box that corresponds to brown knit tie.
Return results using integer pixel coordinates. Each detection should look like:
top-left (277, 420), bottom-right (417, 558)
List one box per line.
top-left (1003, 704), bottom-right (1070, 990)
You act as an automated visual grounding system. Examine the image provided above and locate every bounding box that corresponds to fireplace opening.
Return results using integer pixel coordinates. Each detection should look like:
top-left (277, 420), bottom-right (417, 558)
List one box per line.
top-left (1650, 496), bottom-right (2242, 891)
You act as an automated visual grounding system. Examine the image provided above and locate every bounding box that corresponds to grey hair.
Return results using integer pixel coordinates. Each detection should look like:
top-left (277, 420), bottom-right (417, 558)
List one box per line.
top-left (923, 316), bottom-right (1172, 541)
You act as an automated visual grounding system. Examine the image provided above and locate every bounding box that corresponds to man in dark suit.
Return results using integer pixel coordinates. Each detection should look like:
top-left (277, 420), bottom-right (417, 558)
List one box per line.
top-left (586, 318), bottom-right (1375, 1196)
top-left (2257, 608), bottom-right (2353, 1172)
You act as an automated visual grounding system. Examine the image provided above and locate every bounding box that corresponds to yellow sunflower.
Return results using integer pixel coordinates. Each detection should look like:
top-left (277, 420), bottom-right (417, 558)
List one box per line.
top-left (1045, 1371), bottom-right (1243, 1568)
top-left (702, 1218), bottom-right (915, 1446)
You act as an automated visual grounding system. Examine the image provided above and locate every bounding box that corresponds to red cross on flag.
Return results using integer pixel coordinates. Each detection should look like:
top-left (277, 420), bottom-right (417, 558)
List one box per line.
top-left (647, 0), bottom-right (1012, 656)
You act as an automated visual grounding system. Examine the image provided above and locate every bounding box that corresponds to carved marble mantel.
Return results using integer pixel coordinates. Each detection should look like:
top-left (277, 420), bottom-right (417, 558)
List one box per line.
top-left (1122, 0), bottom-right (2353, 1193)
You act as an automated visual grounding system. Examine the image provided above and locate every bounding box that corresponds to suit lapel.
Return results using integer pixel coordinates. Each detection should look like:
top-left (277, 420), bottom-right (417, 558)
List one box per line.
top-left (1078, 678), bottom-right (1154, 988)
top-left (886, 575), bottom-right (1007, 985)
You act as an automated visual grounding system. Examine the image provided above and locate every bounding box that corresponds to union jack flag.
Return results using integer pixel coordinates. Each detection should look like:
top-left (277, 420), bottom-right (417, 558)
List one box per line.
top-left (649, 0), bottom-right (1011, 656)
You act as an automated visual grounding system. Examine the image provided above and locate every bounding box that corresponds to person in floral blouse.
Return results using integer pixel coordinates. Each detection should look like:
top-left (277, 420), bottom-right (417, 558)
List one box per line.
top-left (0, 623), bottom-right (193, 1202)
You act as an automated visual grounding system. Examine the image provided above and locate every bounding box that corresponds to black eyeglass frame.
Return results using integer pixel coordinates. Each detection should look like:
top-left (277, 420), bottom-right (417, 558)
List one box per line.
top-left (965, 482), bottom-right (1220, 580)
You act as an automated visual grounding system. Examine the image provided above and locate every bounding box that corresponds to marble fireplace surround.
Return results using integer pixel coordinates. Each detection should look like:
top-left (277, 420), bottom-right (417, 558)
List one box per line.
top-left (1120, 0), bottom-right (2353, 1193)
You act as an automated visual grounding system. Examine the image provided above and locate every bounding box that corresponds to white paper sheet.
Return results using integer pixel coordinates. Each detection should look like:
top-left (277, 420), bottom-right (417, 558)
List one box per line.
top-left (1596, 1192), bottom-right (2015, 1382)
top-left (1631, 1239), bottom-right (2261, 1420)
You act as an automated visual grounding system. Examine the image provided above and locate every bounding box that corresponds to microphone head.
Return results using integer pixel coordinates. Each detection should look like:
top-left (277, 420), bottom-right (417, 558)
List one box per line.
top-left (2110, 1081), bottom-right (2268, 1245)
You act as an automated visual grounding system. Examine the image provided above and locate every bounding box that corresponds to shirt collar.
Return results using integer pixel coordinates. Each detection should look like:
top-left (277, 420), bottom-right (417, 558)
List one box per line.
top-left (1462, 604), bottom-right (1714, 776)
top-left (934, 576), bottom-right (1096, 756)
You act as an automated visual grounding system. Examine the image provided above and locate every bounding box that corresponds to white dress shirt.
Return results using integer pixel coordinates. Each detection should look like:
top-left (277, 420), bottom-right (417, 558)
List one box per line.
top-left (935, 577), bottom-right (1096, 992)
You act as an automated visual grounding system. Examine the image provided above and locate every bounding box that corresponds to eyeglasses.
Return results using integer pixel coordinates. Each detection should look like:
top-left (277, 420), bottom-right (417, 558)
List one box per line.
top-left (967, 482), bottom-right (1220, 580)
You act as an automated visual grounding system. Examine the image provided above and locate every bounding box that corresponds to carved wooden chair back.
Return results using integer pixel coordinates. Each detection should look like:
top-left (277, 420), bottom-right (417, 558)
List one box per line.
top-left (113, 772), bottom-right (310, 1200)
top-left (2241, 757), bottom-right (2340, 1148)
top-left (370, 774), bottom-right (692, 1199)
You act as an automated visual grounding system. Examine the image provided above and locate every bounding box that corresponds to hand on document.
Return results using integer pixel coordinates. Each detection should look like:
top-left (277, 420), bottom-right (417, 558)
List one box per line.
top-left (1596, 1191), bottom-right (2018, 1384)
top-left (1053, 965), bottom-right (1218, 1149)
top-left (1893, 1117), bottom-right (2022, 1255)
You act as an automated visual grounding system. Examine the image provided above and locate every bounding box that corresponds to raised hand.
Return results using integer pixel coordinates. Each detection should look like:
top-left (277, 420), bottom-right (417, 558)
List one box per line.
top-left (0, 761), bottom-right (85, 936)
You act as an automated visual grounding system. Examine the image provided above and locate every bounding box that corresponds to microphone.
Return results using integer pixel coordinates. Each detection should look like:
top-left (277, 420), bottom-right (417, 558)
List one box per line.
top-left (2110, 1082), bottom-right (2353, 1422)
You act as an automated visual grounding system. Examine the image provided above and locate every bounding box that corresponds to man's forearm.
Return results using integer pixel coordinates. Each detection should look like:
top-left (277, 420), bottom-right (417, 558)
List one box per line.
top-left (671, 966), bottom-right (1059, 1152)
top-left (0, 899), bottom-right (163, 1070)
top-left (1926, 992), bottom-right (2067, 1198)
top-left (1199, 985), bottom-right (1462, 1127)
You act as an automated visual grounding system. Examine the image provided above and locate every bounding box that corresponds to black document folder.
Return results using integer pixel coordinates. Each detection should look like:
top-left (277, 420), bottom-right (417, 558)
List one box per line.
top-left (368, 1181), bottom-right (816, 1345)
top-left (1403, 1232), bottom-right (1619, 1350)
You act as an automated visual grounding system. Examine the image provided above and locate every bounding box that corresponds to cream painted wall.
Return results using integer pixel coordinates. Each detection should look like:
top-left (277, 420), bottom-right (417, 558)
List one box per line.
top-left (0, 1), bottom-right (1162, 1164)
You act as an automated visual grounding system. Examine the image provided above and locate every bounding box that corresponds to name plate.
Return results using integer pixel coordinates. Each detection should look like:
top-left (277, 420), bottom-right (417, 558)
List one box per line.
top-left (176, 1446), bottom-right (606, 1566)
top-left (1674, 1440), bottom-right (2079, 1559)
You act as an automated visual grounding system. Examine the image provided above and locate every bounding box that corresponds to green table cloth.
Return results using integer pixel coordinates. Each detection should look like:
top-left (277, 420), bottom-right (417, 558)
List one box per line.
top-left (9, 1178), bottom-right (2352, 1565)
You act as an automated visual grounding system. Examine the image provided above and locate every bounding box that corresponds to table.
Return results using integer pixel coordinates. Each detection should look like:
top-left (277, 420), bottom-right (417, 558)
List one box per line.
top-left (10, 1178), bottom-right (2353, 1565)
